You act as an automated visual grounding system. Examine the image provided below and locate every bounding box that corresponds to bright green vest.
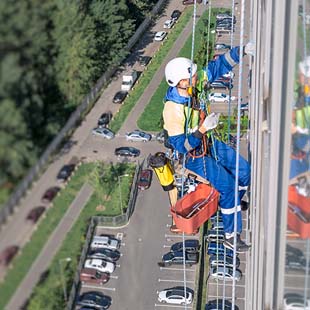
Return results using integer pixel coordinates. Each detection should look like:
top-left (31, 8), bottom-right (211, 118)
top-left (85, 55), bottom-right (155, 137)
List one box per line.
top-left (296, 105), bottom-right (310, 128)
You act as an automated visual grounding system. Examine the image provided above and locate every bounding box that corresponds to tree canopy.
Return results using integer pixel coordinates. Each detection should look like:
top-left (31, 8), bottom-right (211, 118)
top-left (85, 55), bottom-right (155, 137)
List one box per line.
top-left (0, 0), bottom-right (155, 200)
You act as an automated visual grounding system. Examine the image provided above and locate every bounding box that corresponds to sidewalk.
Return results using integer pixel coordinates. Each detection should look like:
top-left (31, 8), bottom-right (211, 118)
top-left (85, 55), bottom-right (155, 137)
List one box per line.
top-left (6, 183), bottom-right (93, 310)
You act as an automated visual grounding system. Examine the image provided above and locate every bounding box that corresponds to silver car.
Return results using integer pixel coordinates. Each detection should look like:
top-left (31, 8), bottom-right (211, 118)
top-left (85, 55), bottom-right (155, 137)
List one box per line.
top-left (210, 266), bottom-right (242, 281)
top-left (92, 127), bottom-right (115, 140)
top-left (125, 130), bottom-right (152, 142)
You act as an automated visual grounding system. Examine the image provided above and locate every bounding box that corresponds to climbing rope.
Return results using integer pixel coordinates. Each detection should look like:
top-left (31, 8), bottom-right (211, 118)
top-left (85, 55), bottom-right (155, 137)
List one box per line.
top-left (231, 0), bottom-right (246, 309)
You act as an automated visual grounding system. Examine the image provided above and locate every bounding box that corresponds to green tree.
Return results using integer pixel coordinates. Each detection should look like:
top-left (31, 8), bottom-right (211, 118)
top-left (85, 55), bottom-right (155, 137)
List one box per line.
top-left (0, 99), bottom-right (35, 185)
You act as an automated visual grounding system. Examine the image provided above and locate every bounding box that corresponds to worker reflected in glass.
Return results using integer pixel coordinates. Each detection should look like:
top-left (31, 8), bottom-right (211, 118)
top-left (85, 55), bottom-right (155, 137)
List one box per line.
top-left (287, 56), bottom-right (310, 239)
top-left (162, 43), bottom-right (254, 253)
top-left (290, 56), bottom-right (310, 180)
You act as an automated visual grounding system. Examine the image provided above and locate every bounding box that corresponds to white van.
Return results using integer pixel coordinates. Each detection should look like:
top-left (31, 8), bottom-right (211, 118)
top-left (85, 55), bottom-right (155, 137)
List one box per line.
top-left (90, 236), bottom-right (120, 250)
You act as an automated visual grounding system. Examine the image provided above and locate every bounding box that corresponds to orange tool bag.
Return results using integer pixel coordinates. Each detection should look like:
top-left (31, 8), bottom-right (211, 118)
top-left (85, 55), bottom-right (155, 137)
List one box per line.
top-left (287, 185), bottom-right (310, 239)
top-left (170, 183), bottom-right (219, 234)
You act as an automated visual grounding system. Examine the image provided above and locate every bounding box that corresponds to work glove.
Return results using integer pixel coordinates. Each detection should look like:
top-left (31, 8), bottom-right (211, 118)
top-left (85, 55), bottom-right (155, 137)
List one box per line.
top-left (244, 41), bottom-right (255, 56)
top-left (199, 112), bottom-right (220, 134)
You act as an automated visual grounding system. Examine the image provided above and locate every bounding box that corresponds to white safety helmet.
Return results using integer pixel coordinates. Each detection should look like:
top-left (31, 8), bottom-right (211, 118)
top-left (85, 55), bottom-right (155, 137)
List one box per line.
top-left (165, 57), bottom-right (197, 87)
top-left (299, 56), bottom-right (310, 77)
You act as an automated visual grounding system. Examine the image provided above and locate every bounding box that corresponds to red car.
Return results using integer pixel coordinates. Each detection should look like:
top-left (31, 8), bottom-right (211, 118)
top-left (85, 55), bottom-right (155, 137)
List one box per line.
top-left (26, 206), bottom-right (46, 223)
top-left (41, 186), bottom-right (60, 203)
top-left (0, 245), bottom-right (19, 266)
top-left (137, 169), bottom-right (153, 190)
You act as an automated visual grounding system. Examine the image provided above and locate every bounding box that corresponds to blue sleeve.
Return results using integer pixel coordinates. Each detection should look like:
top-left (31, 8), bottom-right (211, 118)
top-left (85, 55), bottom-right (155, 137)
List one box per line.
top-left (205, 46), bottom-right (241, 83)
top-left (168, 133), bottom-right (202, 155)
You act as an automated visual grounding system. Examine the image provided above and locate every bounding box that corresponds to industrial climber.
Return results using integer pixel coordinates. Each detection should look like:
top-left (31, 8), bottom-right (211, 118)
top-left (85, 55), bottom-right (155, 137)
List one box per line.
top-left (162, 44), bottom-right (254, 253)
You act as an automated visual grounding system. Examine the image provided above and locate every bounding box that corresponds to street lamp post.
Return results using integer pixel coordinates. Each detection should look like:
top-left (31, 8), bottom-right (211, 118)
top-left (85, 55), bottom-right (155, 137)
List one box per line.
top-left (59, 257), bottom-right (72, 304)
top-left (118, 174), bottom-right (129, 214)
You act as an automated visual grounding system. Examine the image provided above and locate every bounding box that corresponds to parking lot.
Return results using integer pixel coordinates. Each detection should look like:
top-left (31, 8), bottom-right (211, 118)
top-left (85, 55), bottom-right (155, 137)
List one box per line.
top-left (74, 178), bottom-right (201, 309)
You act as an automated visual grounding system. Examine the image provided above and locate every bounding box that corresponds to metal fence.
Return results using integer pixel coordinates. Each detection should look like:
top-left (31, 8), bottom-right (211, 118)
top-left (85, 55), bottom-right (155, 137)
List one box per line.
top-left (66, 163), bottom-right (140, 310)
top-left (0, 0), bottom-right (166, 229)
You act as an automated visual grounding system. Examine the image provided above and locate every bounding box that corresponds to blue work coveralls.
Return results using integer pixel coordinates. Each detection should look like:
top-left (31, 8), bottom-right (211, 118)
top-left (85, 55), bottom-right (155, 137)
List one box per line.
top-left (162, 47), bottom-right (251, 235)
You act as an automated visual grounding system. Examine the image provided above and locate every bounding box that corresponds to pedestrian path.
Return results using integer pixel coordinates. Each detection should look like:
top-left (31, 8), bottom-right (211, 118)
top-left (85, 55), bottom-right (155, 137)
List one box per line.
top-left (6, 183), bottom-right (93, 310)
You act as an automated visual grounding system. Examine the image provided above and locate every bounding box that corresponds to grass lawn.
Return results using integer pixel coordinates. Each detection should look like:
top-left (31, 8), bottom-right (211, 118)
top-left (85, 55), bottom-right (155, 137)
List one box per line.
top-left (137, 7), bottom-right (228, 132)
top-left (0, 162), bottom-right (135, 310)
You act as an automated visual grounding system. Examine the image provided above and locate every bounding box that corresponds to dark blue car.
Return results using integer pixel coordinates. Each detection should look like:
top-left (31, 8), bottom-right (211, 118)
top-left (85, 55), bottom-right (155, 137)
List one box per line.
top-left (205, 299), bottom-right (239, 310)
top-left (207, 242), bottom-right (234, 257)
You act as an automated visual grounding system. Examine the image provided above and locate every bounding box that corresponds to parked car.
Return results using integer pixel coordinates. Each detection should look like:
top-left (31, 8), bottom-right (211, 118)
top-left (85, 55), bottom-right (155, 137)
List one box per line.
top-left (56, 164), bottom-right (75, 183)
top-left (80, 268), bottom-right (110, 285)
top-left (92, 127), bottom-right (115, 140)
top-left (286, 244), bottom-right (304, 257)
top-left (209, 254), bottom-right (240, 269)
top-left (139, 56), bottom-right (152, 67)
top-left (216, 13), bottom-right (236, 22)
top-left (91, 236), bottom-right (120, 250)
top-left (154, 31), bottom-right (167, 41)
top-left (205, 299), bottom-right (239, 310)
top-left (211, 220), bottom-right (224, 231)
top-left (286, 253), bottom-right (307, 271)
top-left (77, 291), bottom-right (111, 309)
top-left (84, 258), bottom-right (115, 274)
top-left (208, 93), bottom-right (236, 103)
top-left (164, 19), bottom-right (175, 29)
top-left (284, 293), bottom-right (310, 309)
top-left (171, 10), bottom-right (181, 21)
top-left (170, 239), bottom-right (200, 254)
top-left (125, 130), bottom-right (152, 142)
top-left (158, 287), bottom-right (193, 305)
top-left (183, 0), bottom-right (202, 5)
top-left (207, 229), bottom-right (225, 242)
top-left (97, 112), bottom-right (112, 127)
top-left (210, 266), bottom-right (242, 281)
top-left (160, 251), bottom-right (199, 266)
top-left (214, 43), bottom-right (231, 50)
top-left (0, 245), bottom-right (19, 266)
top-left (207, 242), bottom-right (233, 257)
top-left (41, 186), bottom-right (60, 203)
top-left (216, 18), bottom-right (235, 26)
top-left (26, 206), bottom-right (46, 223)
top-left (137, 169), bottom-right (152, 190)
top-left (210, 80), bottom-right (233, 89)
top-left (88, 248), bottom-right (120, 262)
top-left (114, 146), bottom-right (140, 157)
top-left (241, 102), bottom-right (249, 112)
top-left (113, 91), bottom-right (127, 104)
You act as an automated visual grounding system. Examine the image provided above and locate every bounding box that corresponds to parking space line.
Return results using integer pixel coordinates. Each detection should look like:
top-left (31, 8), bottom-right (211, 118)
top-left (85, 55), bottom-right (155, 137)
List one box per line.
top-left (155, 304), bottom-right (193, 308)
top-left (160, 267), bottom-right (196, 272)
top-left (163, 245), bottom-right (171, 248)
top-left (164, 234), bottom-right (200, 239)
top-left (121, 242), bottom-right (126, 246)
top-left (116, 264), bottom-right (121, 268)
top-left (110, 275), bottom-right (118, 279)
top-left (207, 295), bottom-right (246, 301)
top-left (158, 279), bottom-right (195, 284)
top-left (284, 286), bottom-right (310, 291)
top-left (116, 232), bottom-right (123, 240)
top-left (207, 282), bottom-right (245, 288)
top-left (82, 284), bottom-right (116, 291)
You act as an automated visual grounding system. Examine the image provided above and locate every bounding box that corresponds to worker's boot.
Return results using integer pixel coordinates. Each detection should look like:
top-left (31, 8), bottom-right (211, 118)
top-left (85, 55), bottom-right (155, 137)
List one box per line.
top-left (223, 234), bottom-right (250, 253)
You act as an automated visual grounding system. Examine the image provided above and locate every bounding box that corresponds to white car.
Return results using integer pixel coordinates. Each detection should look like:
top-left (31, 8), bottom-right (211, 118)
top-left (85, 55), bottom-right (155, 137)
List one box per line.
top-left (210, 266), bottom-right (242, 281)
top-left (163, 19), bottom-right (175, 29)
top-left (91, 236), bottom-right (120, 250)
top-left (208, 92), bottom-right (236, 103)
top-left (92, 127), bottom-right (115, 140)
top-left (154, 31), bottom-right (167, 41)
top-left (158, 287), bottom-right (193, 305)
top-left (125, 130), bottom-right (152, 142)
top-left (84, 258), bottom-right (115, 274)
top-left (284, 293), bottom-right (310, 309)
